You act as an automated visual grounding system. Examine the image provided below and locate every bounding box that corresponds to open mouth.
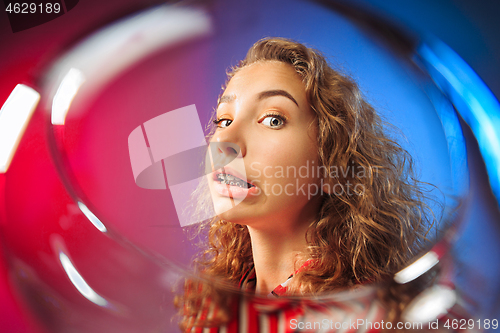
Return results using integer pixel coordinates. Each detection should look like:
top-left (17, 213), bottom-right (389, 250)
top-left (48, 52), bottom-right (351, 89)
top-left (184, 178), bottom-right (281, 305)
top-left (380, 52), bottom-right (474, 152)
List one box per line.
top-left (215, 173), bottom-right (255, 189)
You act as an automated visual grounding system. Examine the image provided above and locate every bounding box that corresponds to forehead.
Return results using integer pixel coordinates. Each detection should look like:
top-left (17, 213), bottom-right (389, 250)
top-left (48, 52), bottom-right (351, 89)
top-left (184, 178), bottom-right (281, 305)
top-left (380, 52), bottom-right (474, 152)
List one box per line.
top-left (224, 61), bottom-right (306, 99)
top-left (234, 60), bottom-right (301, 80)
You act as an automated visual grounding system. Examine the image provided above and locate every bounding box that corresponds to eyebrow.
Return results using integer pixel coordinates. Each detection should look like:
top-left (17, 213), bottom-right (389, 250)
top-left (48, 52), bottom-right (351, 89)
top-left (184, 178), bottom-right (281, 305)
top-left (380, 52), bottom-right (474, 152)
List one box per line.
top-left (217, 94), bottom-right (235, 107)
top-left (258, 89), bottom-right (298, 106)
top-left (217, 89), bottom-right (299, 108)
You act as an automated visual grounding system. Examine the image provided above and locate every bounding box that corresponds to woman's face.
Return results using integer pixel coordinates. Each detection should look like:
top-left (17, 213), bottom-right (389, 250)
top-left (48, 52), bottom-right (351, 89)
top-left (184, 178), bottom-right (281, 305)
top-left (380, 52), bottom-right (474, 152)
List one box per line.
top-left (207, 61), bottom-right (323, 231)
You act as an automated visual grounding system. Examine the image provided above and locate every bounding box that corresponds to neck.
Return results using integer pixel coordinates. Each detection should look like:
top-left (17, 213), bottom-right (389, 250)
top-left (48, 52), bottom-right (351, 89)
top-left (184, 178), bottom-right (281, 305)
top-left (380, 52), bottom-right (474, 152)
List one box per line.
top-left (247, 221), bottom-right (310, 295)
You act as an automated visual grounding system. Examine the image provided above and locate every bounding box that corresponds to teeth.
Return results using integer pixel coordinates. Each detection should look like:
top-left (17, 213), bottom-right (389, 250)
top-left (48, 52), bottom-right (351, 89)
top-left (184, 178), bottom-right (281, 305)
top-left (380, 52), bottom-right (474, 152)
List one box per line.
top-left (216, 173), bottom-right (252, 188)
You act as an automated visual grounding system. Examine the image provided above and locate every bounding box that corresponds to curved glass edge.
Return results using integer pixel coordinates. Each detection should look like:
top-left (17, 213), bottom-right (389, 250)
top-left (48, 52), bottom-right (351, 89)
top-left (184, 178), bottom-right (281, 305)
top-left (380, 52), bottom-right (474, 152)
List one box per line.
top-left (417, 82), bottom-right (469, 203)
top-left (415, 36), bottom-right (500, 207)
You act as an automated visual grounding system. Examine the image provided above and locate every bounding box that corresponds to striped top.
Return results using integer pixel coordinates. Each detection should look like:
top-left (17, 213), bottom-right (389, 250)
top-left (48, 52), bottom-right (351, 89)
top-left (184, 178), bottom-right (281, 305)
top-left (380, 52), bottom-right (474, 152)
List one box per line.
top-left (188, 260), bottom-right (386, 333)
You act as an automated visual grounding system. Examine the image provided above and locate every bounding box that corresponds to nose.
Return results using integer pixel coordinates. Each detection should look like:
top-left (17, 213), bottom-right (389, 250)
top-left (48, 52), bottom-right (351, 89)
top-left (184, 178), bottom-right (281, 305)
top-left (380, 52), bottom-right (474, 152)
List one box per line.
top-left (208, 142), bottom-right (241, 171)
top-left (218, 143), bottom-right (238, 156)
top-left (208, 118), bottom-right (247, 171)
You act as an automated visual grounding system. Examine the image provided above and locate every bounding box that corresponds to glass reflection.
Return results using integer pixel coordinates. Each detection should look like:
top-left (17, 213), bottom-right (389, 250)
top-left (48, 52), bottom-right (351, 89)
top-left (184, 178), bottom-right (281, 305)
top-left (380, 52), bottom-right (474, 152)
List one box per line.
top-left (51, 68), bottom-right (85, 125)
top-left (77, 201), bottom-right (107, 233)
top-left (0, 84), bottom-right (40, 173)
top-left (59, 251), bottom-right (112, 308)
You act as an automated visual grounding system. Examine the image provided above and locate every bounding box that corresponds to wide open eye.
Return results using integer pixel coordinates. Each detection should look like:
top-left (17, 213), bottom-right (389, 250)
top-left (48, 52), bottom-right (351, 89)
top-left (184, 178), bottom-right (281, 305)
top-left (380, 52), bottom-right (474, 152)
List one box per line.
top-left (261, 115), bottom-right (285, 128)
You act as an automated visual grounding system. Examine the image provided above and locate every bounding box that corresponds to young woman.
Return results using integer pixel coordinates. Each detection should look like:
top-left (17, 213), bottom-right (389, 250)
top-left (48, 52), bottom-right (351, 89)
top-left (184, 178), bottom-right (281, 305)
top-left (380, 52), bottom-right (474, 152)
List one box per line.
top-left (178, 37), bottom-right (434, 332)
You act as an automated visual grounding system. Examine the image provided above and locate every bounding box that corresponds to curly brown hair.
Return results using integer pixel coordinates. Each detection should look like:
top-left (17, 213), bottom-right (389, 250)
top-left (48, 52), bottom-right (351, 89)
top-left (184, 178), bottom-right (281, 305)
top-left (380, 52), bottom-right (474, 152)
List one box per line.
top-left (176, 37), bottom-right (436, 330)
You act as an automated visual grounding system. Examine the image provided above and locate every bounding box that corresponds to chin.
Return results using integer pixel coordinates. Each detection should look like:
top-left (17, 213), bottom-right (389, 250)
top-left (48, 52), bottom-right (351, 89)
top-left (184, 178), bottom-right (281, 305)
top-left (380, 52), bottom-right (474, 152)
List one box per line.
top-left (210, 191), bottom-right (252, 223)
top-left (214, 203), bottom-right (262, 226)
top-left (215, 207), bottom-right (247, 224)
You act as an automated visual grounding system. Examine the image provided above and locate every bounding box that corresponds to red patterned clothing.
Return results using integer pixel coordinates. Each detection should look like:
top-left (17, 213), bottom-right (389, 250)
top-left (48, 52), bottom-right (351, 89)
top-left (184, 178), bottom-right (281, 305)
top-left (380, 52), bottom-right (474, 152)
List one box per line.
top-left (188, 261), bottom-right (386, 333)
